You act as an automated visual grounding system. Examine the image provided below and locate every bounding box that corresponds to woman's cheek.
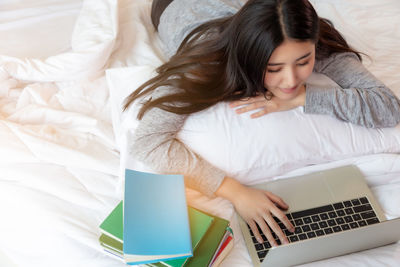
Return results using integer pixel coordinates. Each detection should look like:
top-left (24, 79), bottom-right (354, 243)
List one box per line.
top-left (264, 73), bottom-right (279, 89)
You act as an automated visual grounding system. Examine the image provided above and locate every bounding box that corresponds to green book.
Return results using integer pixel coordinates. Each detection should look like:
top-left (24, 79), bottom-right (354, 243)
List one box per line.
top-left (99, 234), bottom-right (123, 255)
top-left (160, 208), bottom-right (214, 267)
top-left (99, 201), bottom-right (123, 242)
top-left (184, 215), bottom-right (230, 267)
top-left (99, 202), bottom-right (214, 265)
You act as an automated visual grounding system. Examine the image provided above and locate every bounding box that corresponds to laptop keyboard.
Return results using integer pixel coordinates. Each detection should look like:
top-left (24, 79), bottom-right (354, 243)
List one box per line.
top-left (248, 197), bottom-right (380, 262)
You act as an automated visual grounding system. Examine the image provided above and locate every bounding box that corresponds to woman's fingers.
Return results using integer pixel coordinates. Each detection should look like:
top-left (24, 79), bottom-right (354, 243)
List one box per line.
top-left (250, 109), bottom-right (268, 118)
top-left (234, 101), bottom-right (266, 114)
top-left (229, 95), bottom-right (265, 108)
top-left (266, 191), bottom-right (289, 210)
top-left (271, 205), bottom-right (295, 233)
top-left (254, 217), bottom-right (278, 247)
top-left (264, 212), bottom-right (290, 245)
top-left (250, 214), bottom-right (290, 246)
top-left (247, 220), bottom-right (264, 244)
top-left (266, 191), bottom-right (295, 234)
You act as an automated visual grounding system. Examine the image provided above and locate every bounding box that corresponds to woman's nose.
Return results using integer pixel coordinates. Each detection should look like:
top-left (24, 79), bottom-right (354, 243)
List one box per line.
top-left (283, 68), bottom-right (297, 88)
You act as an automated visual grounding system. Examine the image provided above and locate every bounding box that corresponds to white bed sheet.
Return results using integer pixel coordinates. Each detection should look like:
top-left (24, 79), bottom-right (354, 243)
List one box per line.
top-left (0, 0), bottom-right (399, 266)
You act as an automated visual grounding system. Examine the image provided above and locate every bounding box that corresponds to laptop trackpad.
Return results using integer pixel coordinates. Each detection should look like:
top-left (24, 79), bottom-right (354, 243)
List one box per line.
top-left (253, 173), bottom-right (335, 213)
top-left (252, 166), bottom-right (370, 213)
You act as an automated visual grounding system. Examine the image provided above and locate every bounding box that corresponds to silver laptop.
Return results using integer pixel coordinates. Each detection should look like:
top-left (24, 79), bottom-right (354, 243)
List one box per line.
top-left (237, 165), bottom-right (400, 267)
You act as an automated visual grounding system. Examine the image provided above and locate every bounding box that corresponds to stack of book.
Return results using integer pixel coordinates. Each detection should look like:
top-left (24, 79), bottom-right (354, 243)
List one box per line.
top-left (99, 169), bottom-right (233, 266)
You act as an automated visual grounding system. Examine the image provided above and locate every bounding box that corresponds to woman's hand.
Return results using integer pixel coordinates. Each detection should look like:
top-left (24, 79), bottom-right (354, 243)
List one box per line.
top-left (215, 177), bottom-right (295, 246)
top-left (229, 85), bottom-right (306, 118)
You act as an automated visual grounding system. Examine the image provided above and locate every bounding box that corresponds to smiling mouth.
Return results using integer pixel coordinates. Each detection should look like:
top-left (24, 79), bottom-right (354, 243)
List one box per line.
top-left (280, 85), bottom-right (298, 93)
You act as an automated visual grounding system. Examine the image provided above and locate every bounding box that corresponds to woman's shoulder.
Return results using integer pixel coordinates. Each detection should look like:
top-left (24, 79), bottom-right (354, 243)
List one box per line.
top-left (158, 0), bottom-right (246, 58)
top-left (314, 51), bottom-right (361, 73)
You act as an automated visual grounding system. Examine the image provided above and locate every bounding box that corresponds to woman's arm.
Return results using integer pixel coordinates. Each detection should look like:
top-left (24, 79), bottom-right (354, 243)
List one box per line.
top-left (306, 52), bottom-right (400, 128)
top-left (129, 87), bottom-right (294, 245)
top-left (129, 96), bottom-right (226, 197)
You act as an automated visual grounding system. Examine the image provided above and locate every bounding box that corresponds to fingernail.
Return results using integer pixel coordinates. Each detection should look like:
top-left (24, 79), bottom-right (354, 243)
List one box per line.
top-left (257, 237), bottom-right (263, 243)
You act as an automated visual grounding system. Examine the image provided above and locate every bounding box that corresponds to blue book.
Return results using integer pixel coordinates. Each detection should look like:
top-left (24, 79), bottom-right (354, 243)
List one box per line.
top-left (123, 169), bottom-right (192, 265)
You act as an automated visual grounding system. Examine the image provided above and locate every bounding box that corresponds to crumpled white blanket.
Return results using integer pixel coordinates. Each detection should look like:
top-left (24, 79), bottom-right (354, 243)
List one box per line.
top-left (0, 0), bottom-right (399, 266)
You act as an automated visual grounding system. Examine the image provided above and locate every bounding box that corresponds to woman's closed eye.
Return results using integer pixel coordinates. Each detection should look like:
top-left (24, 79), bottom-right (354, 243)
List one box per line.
top-left (267, 61), bottom-right (310, 73)
top-left (267, 68), bottom-right (281, 73)
top-left (297, 61), bottom-right (309, 66)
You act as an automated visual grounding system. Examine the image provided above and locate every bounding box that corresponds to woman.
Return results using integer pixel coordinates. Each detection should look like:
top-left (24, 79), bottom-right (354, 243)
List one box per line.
top-left (125, 0), bottom-right (400, 247)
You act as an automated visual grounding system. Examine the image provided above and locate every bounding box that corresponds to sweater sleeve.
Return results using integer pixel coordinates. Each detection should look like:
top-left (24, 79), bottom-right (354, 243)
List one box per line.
top-left (128, 88), bottom-right (226, 197)
top-left (158, 0), bottom-right (245, 58)
top-left (305, 52), bottom-right (400, 128)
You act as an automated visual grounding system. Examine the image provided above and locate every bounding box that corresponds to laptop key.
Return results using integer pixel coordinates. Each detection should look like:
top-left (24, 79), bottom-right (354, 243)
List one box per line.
top-left (358, 220), bottom-right (367, 227)
top-left (271, 232), bottom-right (277, 240)
top-left (351, 199), bottom-right (361, 206)
top-left (328, 211), bottom-right (337, 218)
top-left (263, 241), bottom-right (271, 249)
top-left (302, 225), bottom-right (311, 232)
top-left (336, 209), bottom-right (346, 217)
top-left (299, 234), bottom-right (307, 240)
top-left (359, 197), bottom-right (369, 204)
top-left (324, 228), bottom-right (333, 234)
top-left (255, 243), bottom-right (264, 251)
top-left (335, 218), bottom-right (345, 225)
top-left (341, 224), bottom-right (350, 231)
top-left (284, 229), bottom-right (291, 236)
top-left (333, 202), bottom-right (344, 209)
top-left (295, 219), bottom-right (304, 226)
top-left (320, 213), bottom-right (329, 220)
top-left (361, 211), bottom-right (376, 219)
top-left (303, 217), bottom-right (312, 224)
top-left (311, 215), bottom-right (321, 222)
top-left (258, 250), bottom-right (267, 259)
top-left (327, 219), bottom-right (337, 226)
top-left (294, 227), bottom-right (302, 234)
top-left (343, 200), bottom-right (352, 207)
top-left (316, 230), bottom-right (325, 236)
top-left (319, 221), bottom-right (328, 228)
top-left (344, 216), bottom-right (353, 223)
top-left (310, 223), bottom-right (319, 230)
top-left (366, 218), bottom-right (380, 225)
top-left (345, 208), bottom-right (354, 215)
top-left (352, 214), bottom-right (362, 221)
top-left (289, 235), bottom-right (299, 242)
top-left (350, 222), bottom-right (359, 229)
top-left (261, 234), bottom-right (267, 242)
top-left (353, 204), bottom-right (373, 213)
top-left (333, 226), bottom-right (342, 232)
top-left (307, 232), bottom-right (316, 238)
top-left (291, 205), bottom-right (334, 219)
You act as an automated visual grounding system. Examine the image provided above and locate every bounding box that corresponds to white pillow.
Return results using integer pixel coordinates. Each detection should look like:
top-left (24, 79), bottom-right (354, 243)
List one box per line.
top-left (177, 73), bottom-right (400, 185)
top-left (108, 68), bottom-right (400, 186)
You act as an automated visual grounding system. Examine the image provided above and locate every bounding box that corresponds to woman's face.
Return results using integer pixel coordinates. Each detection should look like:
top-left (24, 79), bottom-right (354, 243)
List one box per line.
top-left (264, 39), bottom-right (315, 101)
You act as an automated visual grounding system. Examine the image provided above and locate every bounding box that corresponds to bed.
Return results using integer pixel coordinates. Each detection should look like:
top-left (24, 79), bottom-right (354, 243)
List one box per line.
top-left (0, 0), bottom-right (399, 266)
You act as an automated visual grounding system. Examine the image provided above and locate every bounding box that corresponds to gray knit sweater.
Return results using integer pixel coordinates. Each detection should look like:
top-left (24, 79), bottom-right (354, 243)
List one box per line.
top-left (130, 0), bottom-right (400, 197)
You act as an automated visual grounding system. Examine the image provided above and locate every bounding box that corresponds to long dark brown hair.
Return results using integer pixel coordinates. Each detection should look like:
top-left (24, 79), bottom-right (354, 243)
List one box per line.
top-left (124, 0), bottom-right (361, 119)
